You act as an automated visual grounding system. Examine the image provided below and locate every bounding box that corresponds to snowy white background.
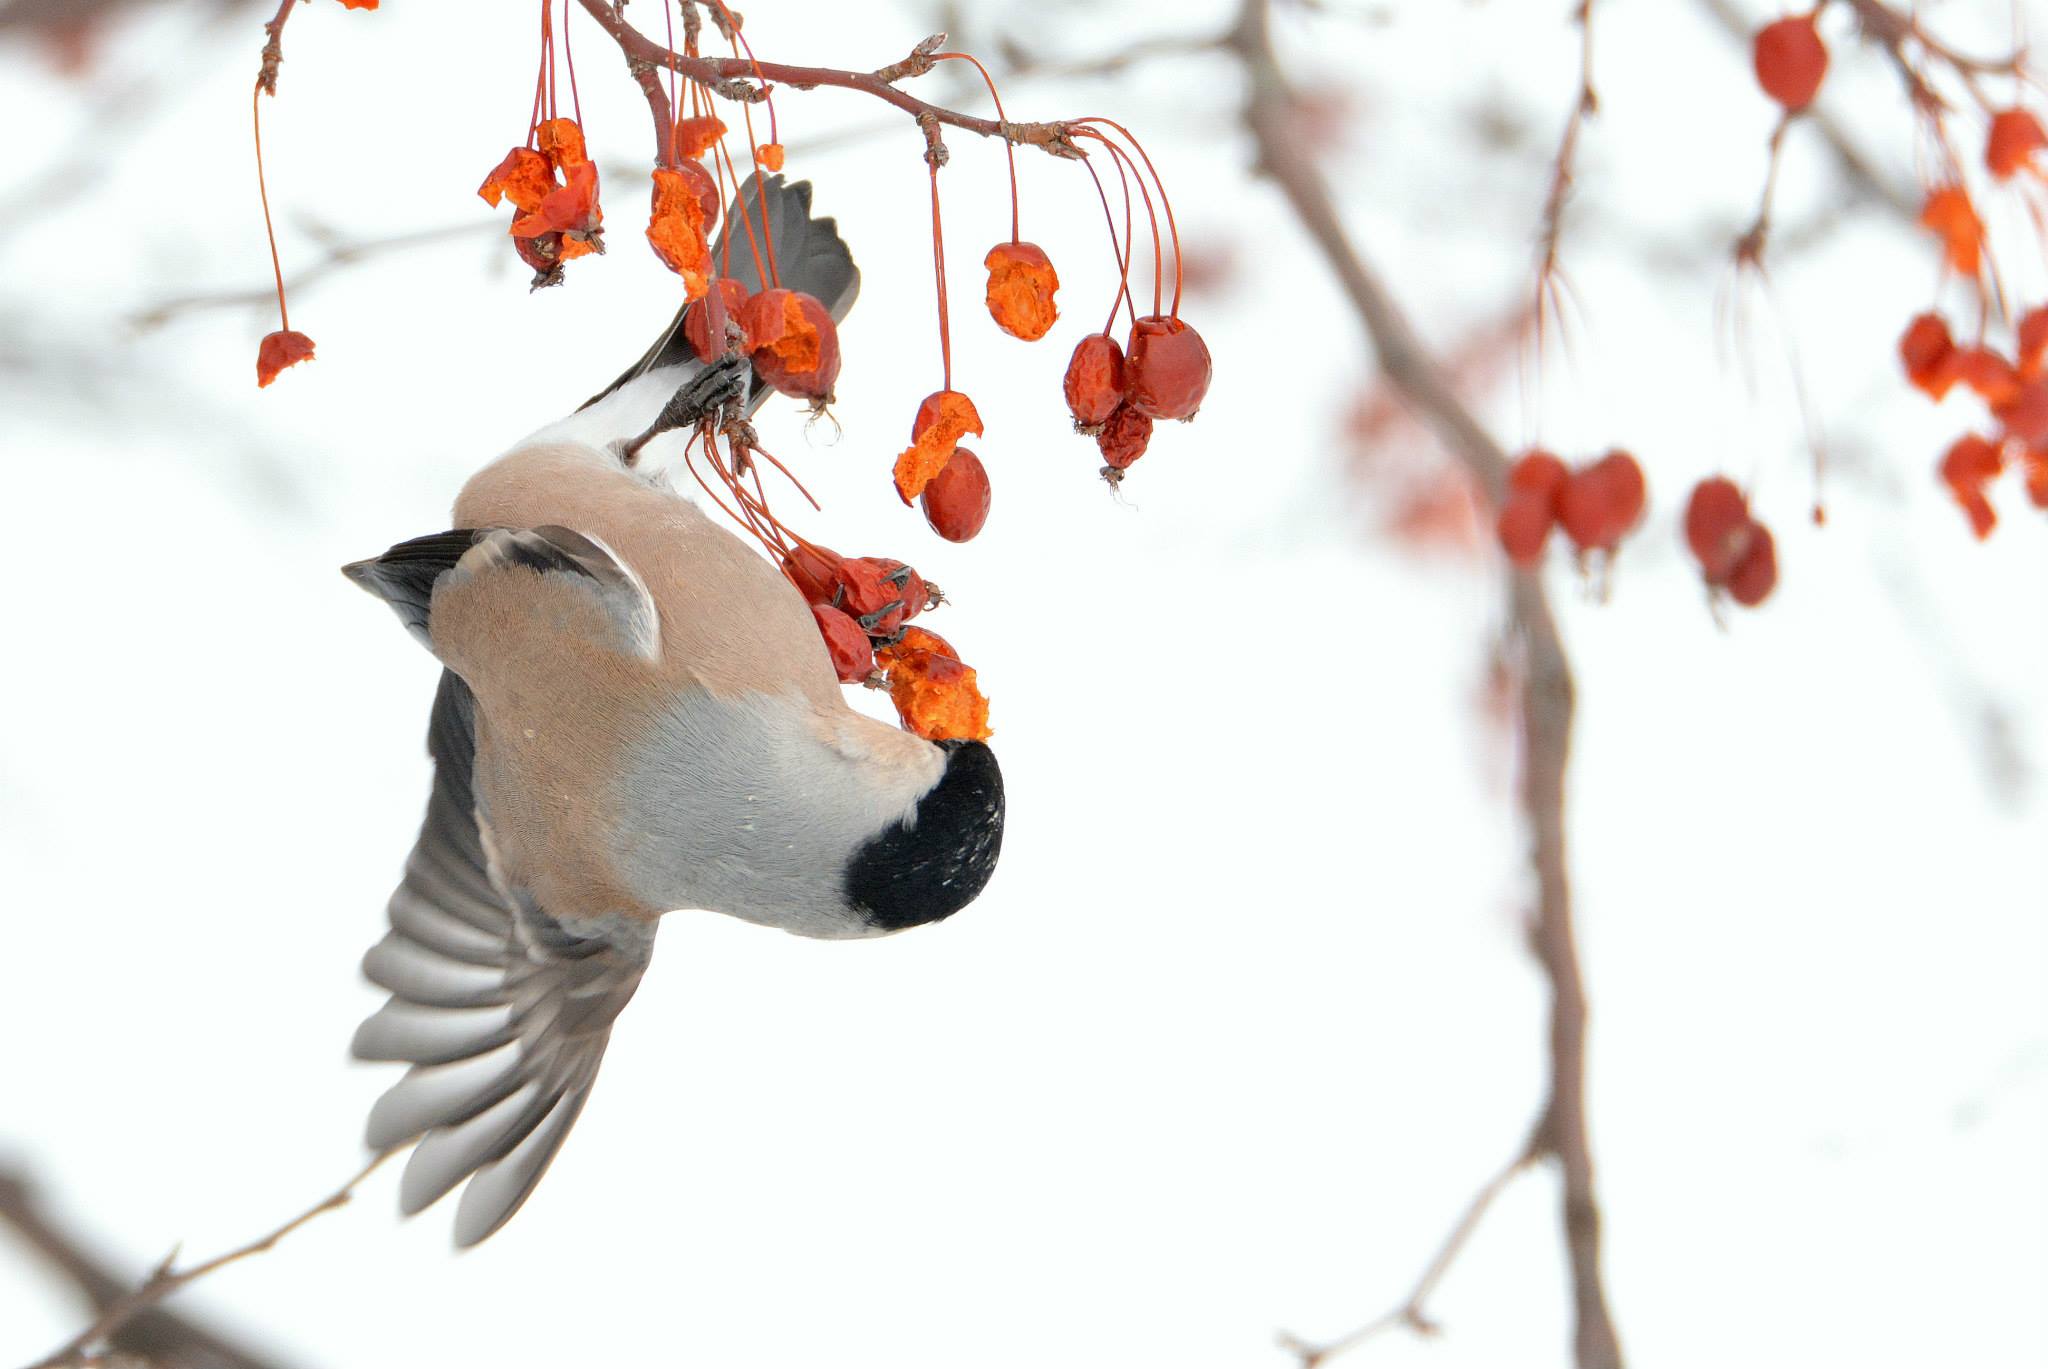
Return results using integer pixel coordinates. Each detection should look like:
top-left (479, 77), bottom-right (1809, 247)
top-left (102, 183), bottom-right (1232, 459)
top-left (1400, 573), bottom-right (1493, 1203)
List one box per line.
top-left (1, 1), bottom-right (2043, 1366)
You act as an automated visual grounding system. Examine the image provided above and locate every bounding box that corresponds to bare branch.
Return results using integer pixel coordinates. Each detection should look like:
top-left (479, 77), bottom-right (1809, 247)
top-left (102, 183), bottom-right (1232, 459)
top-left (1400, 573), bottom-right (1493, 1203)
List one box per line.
top-left (0, 1169), bottom-right (291, 1369)
top-left (1230, 3), bottom-right (1623, 1365)
top-left (572, 0), bottom-right (1084, 158)
top-left (1278, 1139), bottom-right (1542, 1366)
top-left (20, 1153), bottom-right (391, 1369)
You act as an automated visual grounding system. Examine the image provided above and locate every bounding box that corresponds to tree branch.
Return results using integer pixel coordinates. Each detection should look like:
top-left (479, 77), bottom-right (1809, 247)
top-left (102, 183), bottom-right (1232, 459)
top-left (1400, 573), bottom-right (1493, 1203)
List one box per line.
top-left (571, 1), bottom-right (1084, 158)
top-left (0, 1169), bottom-right (291, 1369)
top-left (18, 1153), bottom-right (390, 1369)
top-left (1230, 3), bottom-right (1622, 1365)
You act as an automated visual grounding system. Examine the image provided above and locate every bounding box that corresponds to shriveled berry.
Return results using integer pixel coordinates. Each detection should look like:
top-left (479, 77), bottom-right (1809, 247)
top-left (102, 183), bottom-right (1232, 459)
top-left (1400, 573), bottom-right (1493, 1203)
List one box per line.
top-left (1986, 108), bottom-right (2048, 180)
top-left (983, 241), bottom-right (1060, 341)
top-left (921, 447), bottom-right (992, 543)
top-left (1725, 523), bottom-right (1778, 607)
top-left (1496, 491), bottom-right (1554, 567)
top-left (781, 541), bottom-right (841, 604)
top-left (1556, 450), bottom-right (1647, 552)
top-left (811, 604), bottom-right (875, 683)
top-left (1753, 14), bottom-right (1828, 111)
top-left (1096, 403), bottom-right (1154, 471)
top-left (835, 556), bottom-right (928, 636)
top-left (684, 277), bottom-right (753, 362)
top-left (894, 391), bottom-right (984, 504)
top-left (1063, 333), bottom-right (1126, 431)
top-left (1124, 315), bottom-right (1212, 420)
top-left (741, 288), bottom-right (840, 401)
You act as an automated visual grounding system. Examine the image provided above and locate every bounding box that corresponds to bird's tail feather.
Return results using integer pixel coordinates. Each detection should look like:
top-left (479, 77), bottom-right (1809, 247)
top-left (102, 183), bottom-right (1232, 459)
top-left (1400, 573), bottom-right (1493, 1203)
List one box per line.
top-left (579, 173), bottom-right (859, 412)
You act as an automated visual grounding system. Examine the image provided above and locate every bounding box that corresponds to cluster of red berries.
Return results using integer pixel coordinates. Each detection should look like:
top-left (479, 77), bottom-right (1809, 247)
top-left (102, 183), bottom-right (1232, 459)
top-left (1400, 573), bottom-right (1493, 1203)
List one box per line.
top-left (1683, 478), bottom-right (1778, 607)
top-left (1495, 449), bottom-right (1646, 566)
top-left (1061, 315), bottom-right (1212, 485)
top-left (248, 5), bottom-right (1208, 741)
top-left (1494, 449), bottom-right (1779, 608)
top-left (1900, 308), bottom-right (2048, 537)
top-left (782, 544), bottom-right (990, 740)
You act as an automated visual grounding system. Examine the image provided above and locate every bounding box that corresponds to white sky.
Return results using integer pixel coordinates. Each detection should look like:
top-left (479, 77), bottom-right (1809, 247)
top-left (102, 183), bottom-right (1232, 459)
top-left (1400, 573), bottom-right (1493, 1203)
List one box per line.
top-left (1, 1), bottom-right (2043, 1366)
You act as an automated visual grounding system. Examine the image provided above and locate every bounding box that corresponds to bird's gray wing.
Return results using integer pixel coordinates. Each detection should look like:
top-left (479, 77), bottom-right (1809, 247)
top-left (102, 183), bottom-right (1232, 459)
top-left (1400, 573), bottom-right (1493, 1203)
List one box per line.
top-left (352, 671), bottom-right (655, 1247)
top-left (580, 172), bottom-right (860, 411)
top-left (346, 525), bottom-right (661, 1246)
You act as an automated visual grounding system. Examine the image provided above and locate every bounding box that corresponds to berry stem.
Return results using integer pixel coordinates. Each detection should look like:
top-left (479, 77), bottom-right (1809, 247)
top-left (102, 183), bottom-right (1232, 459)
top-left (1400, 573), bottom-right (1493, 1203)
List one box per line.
top-left (560, 0), bottom-right (583, 127)
top-left (1080, 148), bottom-right (1136, 335)
top-left (251, 82), bottom-right (290, 332)
top-left (1077, 117), bottom-right (1181, 317)
top-left (934, 51), bottom-right (1021, 241)
top-left (923, 122), bottom-right (954, 392)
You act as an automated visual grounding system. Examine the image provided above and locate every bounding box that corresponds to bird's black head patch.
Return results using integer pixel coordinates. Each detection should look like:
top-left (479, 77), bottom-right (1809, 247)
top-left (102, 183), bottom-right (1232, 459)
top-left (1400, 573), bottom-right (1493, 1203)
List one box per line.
top-left (845, 740), bottom-right (1004, 932)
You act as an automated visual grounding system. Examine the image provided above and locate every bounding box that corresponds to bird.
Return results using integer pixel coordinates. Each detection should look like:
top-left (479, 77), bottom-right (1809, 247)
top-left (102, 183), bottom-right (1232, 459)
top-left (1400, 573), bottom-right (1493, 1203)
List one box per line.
top-left (340, 174), bottom-right (1005, 1247)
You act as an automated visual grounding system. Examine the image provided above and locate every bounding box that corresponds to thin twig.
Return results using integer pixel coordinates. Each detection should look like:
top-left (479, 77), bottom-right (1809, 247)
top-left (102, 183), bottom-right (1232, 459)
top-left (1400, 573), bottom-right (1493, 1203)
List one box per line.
top-left (1231, 3), bottom-right (1623, 1366)
top-left (131, 220), bottom-right (491, 330)
top-left (0, 1169), bottom-right (291, 1369)
top-left (1278, 1138), bottom-right (1542, 1366)
top-left (21, 1153), bottom-right (391, 1369)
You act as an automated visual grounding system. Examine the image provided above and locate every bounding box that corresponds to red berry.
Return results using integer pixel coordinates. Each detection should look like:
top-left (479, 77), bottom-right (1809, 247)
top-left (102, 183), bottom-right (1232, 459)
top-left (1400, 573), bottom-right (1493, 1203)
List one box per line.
top-left (811, 604), bottom-right (875, 683)
top-left (1508, 449), bottom-right (1569, 500)
top-left (1124, 315), bottom-right (1212, 420)
top-left (1955, 347), bottom-right (2022, 408)
top-left (1996, 382), bottom-right (2048, 445)
top-left (834, 556), bottom-right (927, 636)
top-left (1899, 312), bottom-right (1960, 400)
top-left (1683, 477), bottom-right (1757, 584)
top-left (1986, 108), bottom-right (2048, 180)
top-left (741, 288), bottom-right (840, 401)
top-left (1063, 333), bottom-right (1126, 431)
top-left (920, 447), bottom-right (992, 543)
top-left (1096, 403), bottom-right (1154, 471)
top-left (1556, 450), bottom-right (1647, 552)
top-left (2018, 306), bottom-right (2048, 379)
top-left (1940, 434), bottom-right (2004, 540)
top-left (1754, 14), bottom-right (1827, 111)
top-left (1496, 491), bottom-right (1554, 567)
top-left (1725, 524), bottom-right (1778, 607)
top-left (781, 541), bottom-right (841, 604)
top-left (684, 278), bottom-right (752, 362)
top-left (983, 240), bottom-right (1060, 341)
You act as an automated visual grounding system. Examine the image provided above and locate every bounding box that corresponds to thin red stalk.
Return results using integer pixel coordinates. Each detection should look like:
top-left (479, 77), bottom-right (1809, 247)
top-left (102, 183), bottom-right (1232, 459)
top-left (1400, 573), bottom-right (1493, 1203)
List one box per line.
top-left (1080, 149), bottom-right (1136, 335)
top-left (750, 442), bottom-right (825, 511)
top-left (708, 0), bottom-right (781, 146)
top-left (1079, 129), bottom-right (1158, 321)
top-left (560, 0), bottom-right (583, 126)
top-left (929, 160), bottom-right (953, 390)
top-left (681, 432), bottom-right (760, 542)
top-left (542, 0), bottom-right (558, 123)
top-left (251, 84), bottom-right (290, 331)
top-left (935, 51), bottom-right (1021, 240)
top-left (715, 135), bottom-right (774, 287)
top-left (1077, 116), bottom-right (1182, 316)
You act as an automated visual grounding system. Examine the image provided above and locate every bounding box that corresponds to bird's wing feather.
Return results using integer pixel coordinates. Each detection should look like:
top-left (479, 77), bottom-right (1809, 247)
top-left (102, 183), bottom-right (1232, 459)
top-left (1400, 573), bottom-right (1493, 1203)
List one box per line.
top-left (352, 671), bottom-right (655, 1247)
top-left (579, 172), bottom-right (860, 411)
top-left (344, 525), bottom-right (660, 664)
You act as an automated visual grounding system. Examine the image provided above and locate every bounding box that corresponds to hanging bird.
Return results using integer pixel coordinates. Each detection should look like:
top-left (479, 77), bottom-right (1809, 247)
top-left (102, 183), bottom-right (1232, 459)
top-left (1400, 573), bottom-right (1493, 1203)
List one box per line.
top-left (342, 175), bottom-right (1004, 1247)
